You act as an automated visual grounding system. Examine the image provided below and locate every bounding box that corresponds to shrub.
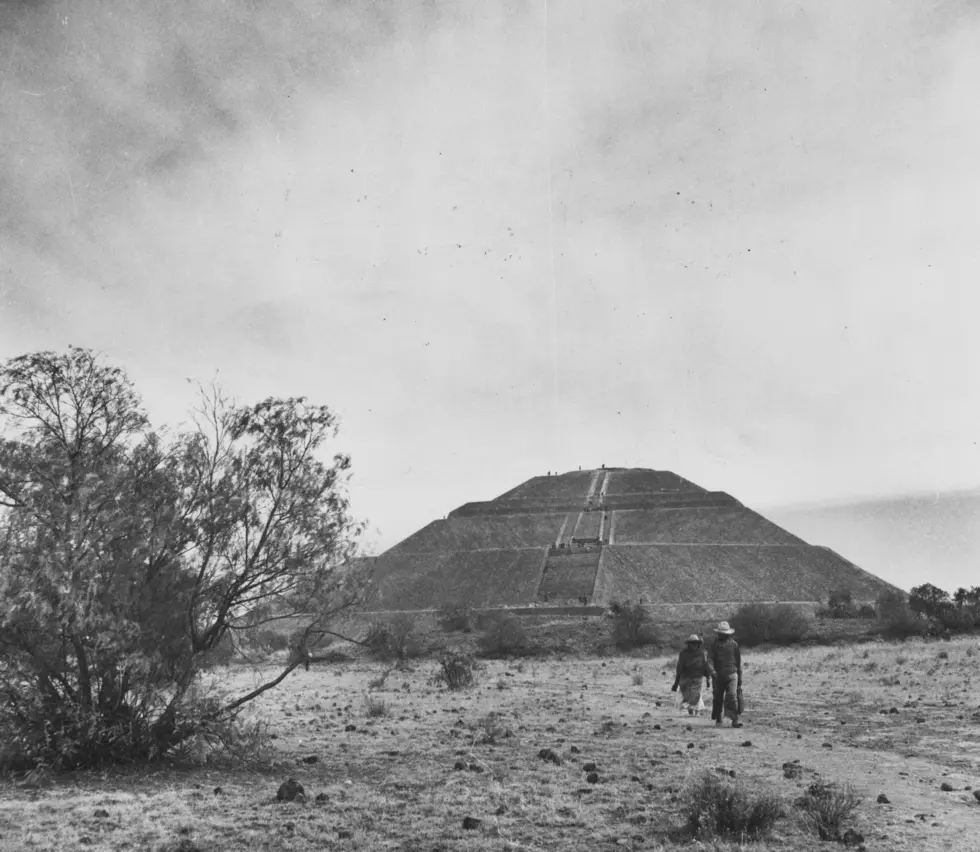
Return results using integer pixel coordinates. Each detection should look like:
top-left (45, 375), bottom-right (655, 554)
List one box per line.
top-left (367, 669), bottom-right (391, 691)
top-left (796, 781), bottom-right (862, 841)
top-left (857, 603), bottom-right (876, 619)
top-left (728, 603), bottom-right (810, 647)
top-left (362, 695), bottom-right (389, 718)
top-left (477, 615), bottom-right (530, 657)
top-left (826, 589), bottom-right (856, 619)
top-left (200, 631), bottom-right (236, 667)
top-left (364, 613), bottom-right (421, 662)
top-left (473, 711), bottom-right (512, 744)
top-left (936, 607), bottom-right (978, 633)
top-left (438, 604), bottom-right (475, 633)
top-left (876, 590), bottom-right (928, 639)
top-left (437, 651), bottom-right (477, 691)
top-left (611, 603), bottom-right (661, 649)
top-left (682, 771), bottom-right (784, 840)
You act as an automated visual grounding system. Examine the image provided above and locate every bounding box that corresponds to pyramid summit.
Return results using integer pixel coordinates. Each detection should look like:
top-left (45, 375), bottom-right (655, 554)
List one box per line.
top-left (366, 467), bottom-right (898, 614)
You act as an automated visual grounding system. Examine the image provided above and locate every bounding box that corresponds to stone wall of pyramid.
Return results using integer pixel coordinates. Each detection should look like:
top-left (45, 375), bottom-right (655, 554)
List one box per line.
top-left (365, 467), bottom-right (899, 611)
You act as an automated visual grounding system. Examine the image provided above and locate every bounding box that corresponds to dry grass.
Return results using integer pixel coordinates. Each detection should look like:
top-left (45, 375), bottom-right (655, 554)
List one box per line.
top-left (1, 637), bottom-right (978, 851)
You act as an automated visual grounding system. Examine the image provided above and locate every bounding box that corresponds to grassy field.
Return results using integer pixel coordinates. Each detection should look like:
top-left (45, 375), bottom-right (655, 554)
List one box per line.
top-left (2, 636), bottom-right (978, 851)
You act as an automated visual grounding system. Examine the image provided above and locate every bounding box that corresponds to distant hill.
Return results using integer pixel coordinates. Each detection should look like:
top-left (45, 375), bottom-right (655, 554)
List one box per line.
top-left (767, 491), bottom-right (980, 594)
top-left (364, 467), bottom-right (900, 613)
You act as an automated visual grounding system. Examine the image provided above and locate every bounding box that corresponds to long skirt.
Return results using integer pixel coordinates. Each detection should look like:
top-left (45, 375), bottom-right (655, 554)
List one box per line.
top-left (679, 677), bottom-right (703, 707)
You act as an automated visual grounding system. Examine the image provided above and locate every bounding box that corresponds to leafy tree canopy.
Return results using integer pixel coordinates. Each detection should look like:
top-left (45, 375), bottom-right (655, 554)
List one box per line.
top-left (0, 348), bottom-right (363, 770)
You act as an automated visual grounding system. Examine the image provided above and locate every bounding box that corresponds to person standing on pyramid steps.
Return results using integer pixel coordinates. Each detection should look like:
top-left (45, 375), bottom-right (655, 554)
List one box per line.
top-left (708, 621), bottom-right (743, 728)
top-left (670, 634), bottom-right (711, 716)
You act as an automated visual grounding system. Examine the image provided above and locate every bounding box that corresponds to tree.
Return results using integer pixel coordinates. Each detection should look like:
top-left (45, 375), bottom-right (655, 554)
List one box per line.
top-left (826, 588), bottom-right (855, 618)
top-left (908, 583), bottom-right (953, 620)
top-left (611, 602), bottom-right (660, 649)
top-left (0, 348), bottom-right (362, 769)
top-left (875, 588), bottom-right (926, 639)
top-left (953, 586), bottom-right (980, 609)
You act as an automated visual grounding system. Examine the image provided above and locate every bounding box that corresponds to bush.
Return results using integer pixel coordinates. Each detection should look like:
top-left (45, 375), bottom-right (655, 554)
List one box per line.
top-left (682, 771), bottom-right (784, 840)
top-left (437, 651), bottom-right (477, 691)
top-left (364, 613), bottom-right (421, 662)
top-left (727, 603), bottom-right (810, 647)
top-left (826, 588), bottom-right (856, 618)
top-left (857, 603), bottom-right (876, 619)
top-left (367, 669), bottom-right (391, 691)
top-left (477, 615), bottom-right (530, 657)
top-left (438, 604), bottom-right (475, 633)
top-left (0, 348), bottom-right (362, 770)
top-left (611, 603), bottom-right (661, 649)
top-left (875, 590), bottom-right (928, 639)
top-left (200, 631), bottom-right (236, 667)
top-left (362, 695), bottom-right (388, 718)
top-left (796, 781), bottom-right (862, 841)
top-left (909, 583), bottom-right (953, 619)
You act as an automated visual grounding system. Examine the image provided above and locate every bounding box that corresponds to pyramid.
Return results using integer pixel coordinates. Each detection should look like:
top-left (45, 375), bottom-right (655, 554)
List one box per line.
top-left (365, 467), bottom-right (898, 613)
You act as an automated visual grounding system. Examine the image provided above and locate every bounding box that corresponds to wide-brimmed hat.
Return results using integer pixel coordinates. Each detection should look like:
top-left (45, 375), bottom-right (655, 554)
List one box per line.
top-left (685, 634), bottom-right (702, 644)
top-left (714, 621), bottom-right (735, 635)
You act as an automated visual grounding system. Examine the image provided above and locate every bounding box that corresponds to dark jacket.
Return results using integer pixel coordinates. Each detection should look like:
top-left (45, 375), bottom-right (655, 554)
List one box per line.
top-left (673, 645), bottom-right (710, 685)
top-left (709, 637), bottom-right (742, 681)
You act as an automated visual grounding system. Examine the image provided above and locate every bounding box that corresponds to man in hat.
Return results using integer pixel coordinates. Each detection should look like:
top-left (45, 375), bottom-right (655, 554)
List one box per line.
top-left (708, 621), bottom-right (743, 728)
top-left (671, 634), bottom-right (712, 715)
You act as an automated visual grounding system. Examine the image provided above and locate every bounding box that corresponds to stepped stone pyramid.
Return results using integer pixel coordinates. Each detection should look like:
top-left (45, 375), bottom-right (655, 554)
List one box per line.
top-left (365, 467), bottom-right (897, 613)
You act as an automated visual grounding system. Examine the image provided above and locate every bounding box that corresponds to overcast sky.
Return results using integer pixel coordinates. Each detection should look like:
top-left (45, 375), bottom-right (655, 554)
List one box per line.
top-left (1, 1), bottom-right (977, 575)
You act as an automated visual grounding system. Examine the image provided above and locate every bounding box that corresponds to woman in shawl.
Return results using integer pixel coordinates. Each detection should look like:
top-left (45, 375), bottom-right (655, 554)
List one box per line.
top-left (670, 634), bottom-right (712, 716)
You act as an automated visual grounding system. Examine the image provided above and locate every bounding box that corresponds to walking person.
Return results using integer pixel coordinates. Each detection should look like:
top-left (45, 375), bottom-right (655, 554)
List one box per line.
top-left (708, 621), bottom-right (743, 728)
top-left (670, 634), bottom-right (711, 716)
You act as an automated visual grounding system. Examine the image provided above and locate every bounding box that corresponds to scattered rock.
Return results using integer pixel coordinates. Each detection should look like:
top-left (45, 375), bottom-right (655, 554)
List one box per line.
top-left (940, 782), bottom-right (954, 792)
top-left (782, 762), bottom-right (803, 779)
top-left (302, 755), bottom-right (318, 764)
top-left (495, 805), bottom-right (507, 815)
top-left (888, 707), bottom-right (899, 714)
top-left (877, 793), bottom-right (890, 804)
top-left (740, 741), bottom-right (752, 748)
top-left (583, 762), bottom-right (598, 773)
top-left (344, 724), bottom-right (357, 732)
top-left (687, 743), bottom-right (695, 749)
top-left (841, 827), bottom-right (864, 846)
top-left (315, 793), bottom-right (328, 803)
top-left (821, 742), bottom-right (833, 749)
top-left (653, 724), bottom-right (661, 731)
top-left (570, 745), bottom-right (581, 753)
top-left (586, 772), bottom-right (600, 784)
top-left (973, 790), bottom-right (980, 803)
top-left (453, 761), bottom-right (466, 771)
top-left (93, 809), bottom-right (110, 818)
top-left (213, 787), bottom-right (222, 795)
top-left (462, 816), bottom-right (482, 830)
top-left (538, 748), bottom-right (562, 765)
top-left (915, 717), bottom-right (926, 724)
top-left (276, 778), bottom-right (306, 802)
